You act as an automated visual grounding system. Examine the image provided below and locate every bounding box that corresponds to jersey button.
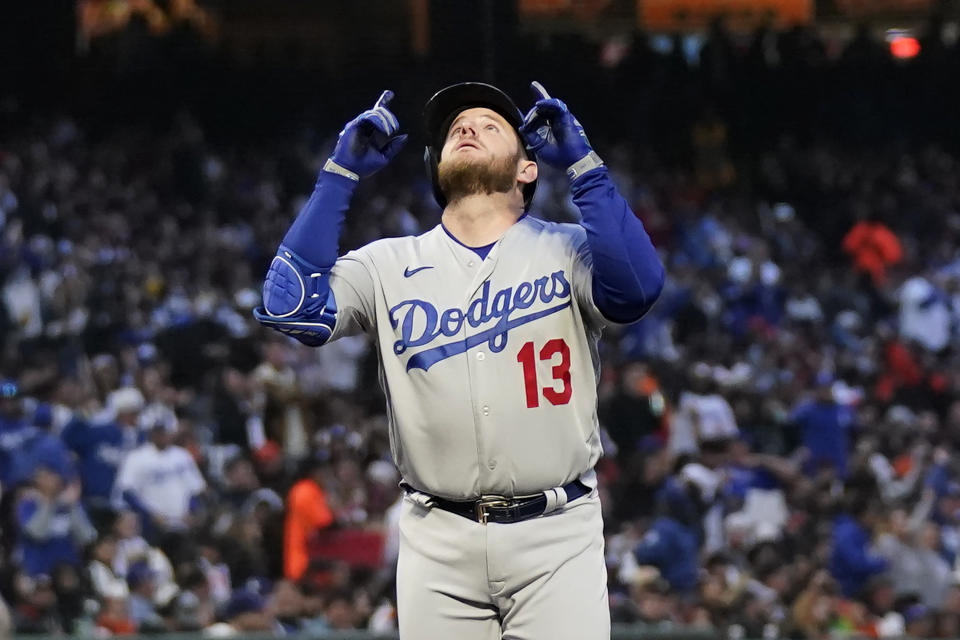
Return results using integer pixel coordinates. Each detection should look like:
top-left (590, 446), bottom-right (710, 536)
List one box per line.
top-left (488, 459), bottom-right (497, 469)
top-left (482, 405), bottom-right (490, 416)
top-left (476, 352), bottom-right (485, 361)
top-left (467, 260), bottom-right (475, 267)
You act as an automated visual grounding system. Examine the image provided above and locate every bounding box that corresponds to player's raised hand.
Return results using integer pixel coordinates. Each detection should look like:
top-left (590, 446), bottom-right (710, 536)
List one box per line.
top-left (329, 90), bottom-right (408, 180)
top-left (520, 82), bottom-right (600, 178)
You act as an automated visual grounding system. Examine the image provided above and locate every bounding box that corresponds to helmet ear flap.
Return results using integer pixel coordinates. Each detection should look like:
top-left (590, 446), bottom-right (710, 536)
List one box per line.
top-left (424, 146), bottom-right (447, 209)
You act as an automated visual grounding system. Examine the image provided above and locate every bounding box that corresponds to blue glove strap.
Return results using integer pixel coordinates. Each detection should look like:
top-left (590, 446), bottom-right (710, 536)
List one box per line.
top-left (567, 151), bottom-right (605, 181)
top-left (323, 158), bottom-right (359, 182)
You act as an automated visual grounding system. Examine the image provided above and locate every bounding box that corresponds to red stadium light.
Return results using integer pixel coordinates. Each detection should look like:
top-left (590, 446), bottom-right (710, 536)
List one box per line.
top-left (890, 36), bottom-right (921, 59)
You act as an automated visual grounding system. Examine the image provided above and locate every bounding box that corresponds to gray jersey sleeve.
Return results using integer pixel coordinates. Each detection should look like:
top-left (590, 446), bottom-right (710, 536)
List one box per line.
top-left (328, 248), bottom-right (377, 340)
top-left (569, 228), bottom-right (609, 331)
top-left (569, 225), bottom-right (638, 330)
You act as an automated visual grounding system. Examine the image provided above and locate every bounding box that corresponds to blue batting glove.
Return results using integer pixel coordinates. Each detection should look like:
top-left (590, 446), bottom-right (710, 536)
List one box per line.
top-left (520, 82), bottom-right (604, 181)
top-left (327, 90), bottom-right (408, 181)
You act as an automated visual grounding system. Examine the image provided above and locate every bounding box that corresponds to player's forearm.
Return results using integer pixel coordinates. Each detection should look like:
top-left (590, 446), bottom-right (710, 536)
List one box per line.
top-left (254, 170), bottom-right (356, 345)
top-left (281, 171), bottom-right (357, 269)
top-left (256, 91), bottom-right (402, 345)
top-left (282, 89), bottom-right (404, 265)
top-left (571, 168), bottom-right (665, 323)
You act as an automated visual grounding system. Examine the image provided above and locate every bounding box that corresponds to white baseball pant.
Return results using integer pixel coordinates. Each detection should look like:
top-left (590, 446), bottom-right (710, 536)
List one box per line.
top-left (396, 489), bottom-right (610, 639)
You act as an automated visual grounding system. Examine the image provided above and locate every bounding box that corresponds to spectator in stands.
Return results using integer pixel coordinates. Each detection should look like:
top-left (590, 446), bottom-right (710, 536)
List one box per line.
top-left (253, 338), bottom-right (308, 462)
top-left (211, 368), bottom-right (261, 452)
top-left (111, 510), bottom-right (151, 578)
top-left (898, 273), bottom-right (952, 353)
top-left (842, 212), bottom-right (903, 287)
top-left (877, 506), bottom-right (954, 607)
top-left (1, 380), bottom-right (75, 494)
top-left (669, 363), bottom-right (739, 455)
top-left (218, 518), bottom-right (269, 588)
top-left (126, 561), bottom-right (166, 631)
top-left (830, 495), bottom-right (888, 598)
top-left (599, 362), bottom-right (668, 459)
top-left (14, 462), bottom-right (95, 577)
top-left (726, 591), bottom-right (776, 639)
top-left (788, 570), bottom-right (840, 639)
top-left (627, 486), bottom-right (701, 594)
top-left (284, 458), bottom-right (335, 581)
top-left (51, 564), bottom-right (85, 633)
top-left (0, 379), bottom-right (34, 493)
top-left (299, 583), bottom-right (331, 634)
top-left (9, 427), bottom-right (76, 499)
top-left (631, 575), bottom-right (677, 627)
top-left (10, 573), bottom-right (62, 634)
top-left (112, 411), bottom-right (206, 540)
top-left (171, 569), bottom-right (216, 631)
top-left (87, 533), bottom-right (128, 600)
top-left (204, 588), bottom-right (274, 637)
top-left (861, 576), bottom-right (905, 637)
top-left (321, 590), bottom-right (360, 631)
top-left (95, 596), bottom-right (136, 635)
top-left (720, 437), bottom-right (795, 546)
top-left (61, 387), bottom-right (145, 521)
top-left (270, 579), bottom-right (304, 634)
top-left (218, 455), bottom-right (261, 512)
top-left (791, 377), bottom-right (855, 478)
top-left (195, 536), bottom-right (232, 605)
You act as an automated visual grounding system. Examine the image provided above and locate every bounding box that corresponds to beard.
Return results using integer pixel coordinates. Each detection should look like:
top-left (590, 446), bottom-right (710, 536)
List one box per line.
top-left (437, 150), bottom-right (521, 205)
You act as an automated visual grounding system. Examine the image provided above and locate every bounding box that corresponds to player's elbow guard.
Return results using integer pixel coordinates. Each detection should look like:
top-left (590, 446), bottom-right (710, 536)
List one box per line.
top-left (253, 246), bottom-right (338, 347)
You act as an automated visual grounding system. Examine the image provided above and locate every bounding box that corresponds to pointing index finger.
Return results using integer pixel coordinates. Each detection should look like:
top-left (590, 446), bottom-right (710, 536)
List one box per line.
top-left (375, 90), bottom-right (395, 109)
top-left (530, 81), bottom-right (551, 101)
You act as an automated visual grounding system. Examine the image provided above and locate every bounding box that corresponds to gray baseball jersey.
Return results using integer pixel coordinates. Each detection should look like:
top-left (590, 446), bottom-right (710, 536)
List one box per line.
top-left (328, 215), bottom-right (609, 500)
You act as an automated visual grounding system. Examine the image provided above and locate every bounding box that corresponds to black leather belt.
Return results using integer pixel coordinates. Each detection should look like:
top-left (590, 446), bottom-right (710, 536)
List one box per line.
top-left (428, 480), bottom-right (591, 525)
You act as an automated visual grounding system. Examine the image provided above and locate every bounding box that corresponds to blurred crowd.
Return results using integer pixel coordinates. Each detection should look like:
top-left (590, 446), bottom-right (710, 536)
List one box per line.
top-left (3, 13), bottom-right (960, 640)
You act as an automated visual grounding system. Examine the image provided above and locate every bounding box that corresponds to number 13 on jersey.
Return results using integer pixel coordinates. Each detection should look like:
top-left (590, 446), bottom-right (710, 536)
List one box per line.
top-left (516, 339), bottom-right (572, 408)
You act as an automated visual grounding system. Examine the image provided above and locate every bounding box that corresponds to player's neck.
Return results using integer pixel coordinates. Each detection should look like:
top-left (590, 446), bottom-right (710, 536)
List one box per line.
top-left (441, 193), bottom-right (523, 247)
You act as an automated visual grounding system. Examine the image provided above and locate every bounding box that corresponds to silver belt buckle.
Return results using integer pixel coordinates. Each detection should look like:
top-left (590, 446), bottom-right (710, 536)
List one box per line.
top-left (475, 495), bottom-right (510, 525)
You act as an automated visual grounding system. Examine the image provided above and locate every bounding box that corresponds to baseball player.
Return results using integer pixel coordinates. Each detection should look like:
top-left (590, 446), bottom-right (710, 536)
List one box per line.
top-left (255, 81), bottom-right (664, 639)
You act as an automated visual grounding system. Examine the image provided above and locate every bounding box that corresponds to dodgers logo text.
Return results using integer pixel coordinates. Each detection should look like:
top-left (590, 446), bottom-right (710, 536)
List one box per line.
top-left (389, 270), bottom-right (572, 371)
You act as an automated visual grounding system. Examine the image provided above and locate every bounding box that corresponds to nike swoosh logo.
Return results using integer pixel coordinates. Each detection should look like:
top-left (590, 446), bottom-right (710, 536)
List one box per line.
top-left (403, 266), bottom-right (434, 278)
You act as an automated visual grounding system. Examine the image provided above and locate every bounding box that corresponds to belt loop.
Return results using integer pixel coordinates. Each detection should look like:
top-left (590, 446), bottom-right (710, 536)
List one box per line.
top-left (409, 492), bottom-right (437, 509)
top-left (401, 483), bottom-right (437, 509)
top-left (542, 486), bottom-right (568, 515)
